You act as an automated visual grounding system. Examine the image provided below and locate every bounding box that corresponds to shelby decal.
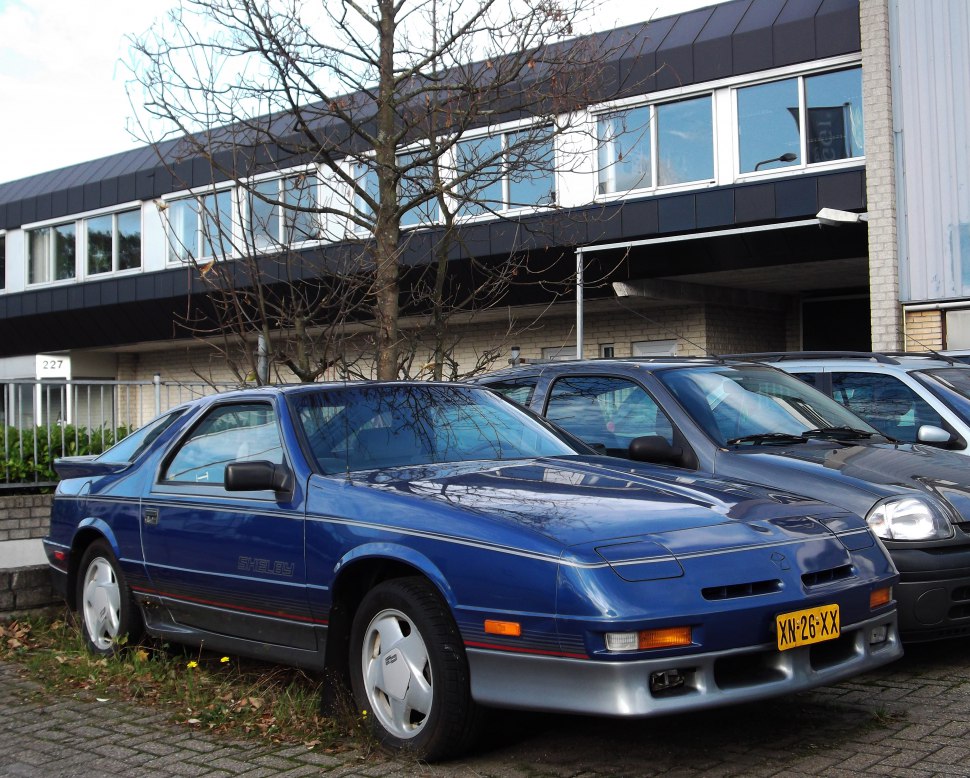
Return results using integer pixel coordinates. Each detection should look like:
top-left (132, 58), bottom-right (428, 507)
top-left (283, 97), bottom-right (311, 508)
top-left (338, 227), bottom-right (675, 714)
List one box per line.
top-left (237, 556), bottom-right (296, 577)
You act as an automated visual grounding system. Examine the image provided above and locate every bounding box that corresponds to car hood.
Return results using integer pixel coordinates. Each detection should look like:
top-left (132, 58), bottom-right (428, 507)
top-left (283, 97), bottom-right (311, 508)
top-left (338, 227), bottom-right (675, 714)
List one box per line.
top-left (358, 456), bottom-right (871, 556)
top-left (722, 441), bottom-right (970, 520)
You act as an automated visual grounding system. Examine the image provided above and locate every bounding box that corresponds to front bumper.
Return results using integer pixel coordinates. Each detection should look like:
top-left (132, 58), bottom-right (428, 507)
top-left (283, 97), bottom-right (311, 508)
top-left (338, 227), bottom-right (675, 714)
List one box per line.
top-left (889, 545), bottom-right (970, 640)
top-left (467, 611), bottom-right (900, 717)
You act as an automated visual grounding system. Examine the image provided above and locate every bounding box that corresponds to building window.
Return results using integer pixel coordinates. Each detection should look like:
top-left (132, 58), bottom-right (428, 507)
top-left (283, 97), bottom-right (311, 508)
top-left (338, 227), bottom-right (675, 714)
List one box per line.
top-left (455, 128), bottom-right (555, 217)
top-left (399, 151), bottom-right (439, 227)
top-left (541, 345), bottom-right (577, 361)
top-left (632, 339), bottom-right (677, 356)
top-left (737, 66), bottom-right (863, 174)
top-left (600, 344), bottom-right (615, 358)
top-left (28, 222), bottom-right (76, 284)
top-left (86, 208), bottom-right (141, 276)
top-left (167, 190), bottom-right (233, 263)
top-left (598, 95), bottom-right (713, 193)
top-left (657, 97), bottom-right (714, 186)
top-left (0, 233), bottom-right (5, 290)
top-left (248, 173), bottom-right (319, 249)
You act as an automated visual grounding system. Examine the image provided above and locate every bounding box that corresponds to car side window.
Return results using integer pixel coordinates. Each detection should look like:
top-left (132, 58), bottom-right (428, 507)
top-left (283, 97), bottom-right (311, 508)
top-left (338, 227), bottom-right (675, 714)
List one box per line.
top-left (163, 403), bottom-right (284, 485)
top-left (546, 375), bottom-right (674, 453)
top-left (484, 378), bottom-right (538, 407)
top-left (831, 372), bottom-right (944, 442)
top-left (791, 371), bottom-right (821, 389)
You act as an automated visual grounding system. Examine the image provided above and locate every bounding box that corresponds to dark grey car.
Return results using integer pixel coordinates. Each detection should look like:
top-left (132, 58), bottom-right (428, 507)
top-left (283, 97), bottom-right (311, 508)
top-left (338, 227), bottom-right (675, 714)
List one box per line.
top-left (476, 358), bottom-right (970, 642)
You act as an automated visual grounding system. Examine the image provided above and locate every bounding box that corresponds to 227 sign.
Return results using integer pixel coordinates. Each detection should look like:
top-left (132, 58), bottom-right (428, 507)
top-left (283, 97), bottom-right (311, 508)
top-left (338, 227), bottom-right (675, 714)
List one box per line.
top-left (776, 603), bottom-right (840, 651)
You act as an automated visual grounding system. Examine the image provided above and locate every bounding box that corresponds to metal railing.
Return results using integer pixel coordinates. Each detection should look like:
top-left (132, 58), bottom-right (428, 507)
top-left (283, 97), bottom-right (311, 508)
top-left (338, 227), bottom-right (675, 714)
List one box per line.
top-left (0, 378), bottom-right (237, 489)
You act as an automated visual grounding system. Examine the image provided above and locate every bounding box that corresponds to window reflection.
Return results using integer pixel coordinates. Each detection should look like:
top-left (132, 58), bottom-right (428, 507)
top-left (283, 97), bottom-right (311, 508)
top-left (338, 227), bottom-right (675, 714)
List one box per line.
top-left (597, 106), bottom-right (652, 193)
top-left (737, 67), bottom-right (863, 174)
top-left (738, 78), bottom-right (800, 174)
top-left (657, 96), bottom-right (713, 186)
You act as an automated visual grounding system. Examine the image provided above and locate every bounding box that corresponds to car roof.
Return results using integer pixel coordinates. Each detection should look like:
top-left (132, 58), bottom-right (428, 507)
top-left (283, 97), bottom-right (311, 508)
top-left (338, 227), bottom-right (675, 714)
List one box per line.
top-left (723, 351), bottom-right (970, 372)
top-left (477, 356), bottom-right (769, 380)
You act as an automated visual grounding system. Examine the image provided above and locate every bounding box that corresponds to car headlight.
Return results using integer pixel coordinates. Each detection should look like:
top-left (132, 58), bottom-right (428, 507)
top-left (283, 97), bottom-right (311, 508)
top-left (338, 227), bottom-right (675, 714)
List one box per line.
top-left (866, 497), bottom-right (953, 541)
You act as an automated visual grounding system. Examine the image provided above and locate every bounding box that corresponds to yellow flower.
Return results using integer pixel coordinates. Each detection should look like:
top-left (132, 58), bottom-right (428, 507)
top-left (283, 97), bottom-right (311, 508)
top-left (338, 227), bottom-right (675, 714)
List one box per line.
top-left (186, 660), bottom-right (199, 669)
top-left (361, 709), bottom-right (368, 717)
top-left (220, 656), bottom-right (230, 663)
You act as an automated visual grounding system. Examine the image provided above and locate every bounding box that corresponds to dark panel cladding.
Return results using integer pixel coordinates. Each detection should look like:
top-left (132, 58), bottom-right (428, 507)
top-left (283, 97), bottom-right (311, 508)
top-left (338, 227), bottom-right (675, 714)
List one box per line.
top-left (67, 186), bottom-right (84, 214)
top-left (735, 183), bottom-right (777, 223)
top-left (696, 189), bottom-right (735, 229)
top-left (51, 190), bottom-right (67, 220)
top-left (775, 176), bottom-right (820, 218)
top-left (694, 1), bottom-right (751, 82)
top-left (616, 17), bottom-right (677, 98)
top-left (816, 0), bottom-right (862, 58)
top-left (135, 169), bottom-right (157, 200)
top-left (118, 173), bottom-right (137, 203)
top-left (83, 182), bottom-right (101, 212)
top-left (658, 196), bottom-right (697, 233)
top-left (655, 8), bottom-right (716, 91)
top-left (818, 169), bottom-right (866, 211)
top-left (732, 0), bottom-right (787, 75)
top-left (621, 199), bottom-right (659, 237)
top-left (773, 0), bottom-right (823, 66)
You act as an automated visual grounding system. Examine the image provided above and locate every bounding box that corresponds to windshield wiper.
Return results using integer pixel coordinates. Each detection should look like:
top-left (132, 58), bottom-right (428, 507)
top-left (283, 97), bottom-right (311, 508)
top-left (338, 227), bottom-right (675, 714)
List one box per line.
top-left (801, 426), bottom-right (875, 441)
top-left (726, 432), bottom-right (808, 446)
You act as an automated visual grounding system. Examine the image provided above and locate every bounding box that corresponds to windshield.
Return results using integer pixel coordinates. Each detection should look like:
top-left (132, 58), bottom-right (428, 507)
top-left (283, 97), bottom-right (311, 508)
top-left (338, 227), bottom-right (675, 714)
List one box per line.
top-left (917, 368), bottom-right (970, 420)
top-left (290, 384), bottom-right (577, 472)
top-left (658, 365), bottom-right (882, 446)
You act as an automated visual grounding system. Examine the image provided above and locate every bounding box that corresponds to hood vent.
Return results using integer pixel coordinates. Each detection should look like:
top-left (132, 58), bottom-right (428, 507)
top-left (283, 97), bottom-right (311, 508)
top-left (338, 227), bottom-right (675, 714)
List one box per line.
top-left (702, 579), bottom-right (781, 601)
top-left (802, 564), bottom-right (853, 588)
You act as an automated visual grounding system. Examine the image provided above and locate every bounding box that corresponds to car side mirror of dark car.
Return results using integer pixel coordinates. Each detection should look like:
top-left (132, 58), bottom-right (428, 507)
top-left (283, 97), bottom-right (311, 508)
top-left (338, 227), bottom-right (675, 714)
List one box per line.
top-left (225, 460), bottom-right (294, 494)
top-left (629, 435), bottom-right (684, 466)
top-left (917, 425), bottom-right (953, 445)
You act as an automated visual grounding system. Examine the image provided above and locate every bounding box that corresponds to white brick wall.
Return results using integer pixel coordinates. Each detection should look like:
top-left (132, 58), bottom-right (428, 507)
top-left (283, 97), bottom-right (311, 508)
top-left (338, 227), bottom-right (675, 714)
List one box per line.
top-left (861, 0), bottom-right (903, 350)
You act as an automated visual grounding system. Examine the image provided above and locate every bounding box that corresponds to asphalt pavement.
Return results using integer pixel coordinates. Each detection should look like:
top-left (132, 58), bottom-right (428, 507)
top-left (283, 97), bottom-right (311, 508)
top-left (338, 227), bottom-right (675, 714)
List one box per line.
top-left (3, 634), bottom-right (970, 777)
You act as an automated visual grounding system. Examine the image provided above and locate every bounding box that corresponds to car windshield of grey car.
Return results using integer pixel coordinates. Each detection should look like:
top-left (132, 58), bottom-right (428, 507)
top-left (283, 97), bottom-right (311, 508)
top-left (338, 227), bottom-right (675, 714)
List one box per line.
top-left (658, 366), bottom-right (885, 446)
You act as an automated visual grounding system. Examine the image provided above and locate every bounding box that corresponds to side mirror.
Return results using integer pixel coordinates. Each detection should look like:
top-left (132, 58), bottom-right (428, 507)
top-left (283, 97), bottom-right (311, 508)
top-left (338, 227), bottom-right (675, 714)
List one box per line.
top-left (629, 435), bottom-right (684, 466)
top-left (917, 425), bottom-right (953, 445)
top-left (225, 460), bottom-right (294, 494)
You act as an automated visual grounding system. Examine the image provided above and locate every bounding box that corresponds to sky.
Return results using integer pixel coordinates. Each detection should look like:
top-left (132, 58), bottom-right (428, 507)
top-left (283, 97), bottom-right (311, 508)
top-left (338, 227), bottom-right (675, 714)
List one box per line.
top-left (0, 0), bottom-right (722, 186)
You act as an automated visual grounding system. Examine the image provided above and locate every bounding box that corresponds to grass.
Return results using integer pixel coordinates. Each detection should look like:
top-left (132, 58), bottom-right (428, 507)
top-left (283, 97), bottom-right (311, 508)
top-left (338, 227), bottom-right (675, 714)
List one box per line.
top-left (0, 612), bottom-right (371, 754)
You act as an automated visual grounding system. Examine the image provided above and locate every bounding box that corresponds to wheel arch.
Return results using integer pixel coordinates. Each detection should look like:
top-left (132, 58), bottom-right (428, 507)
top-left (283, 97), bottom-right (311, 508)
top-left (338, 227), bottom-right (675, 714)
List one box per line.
top-left (320, 545), bottom-right (455, 704)
top-left (66, 519), bottom-right (120, 609)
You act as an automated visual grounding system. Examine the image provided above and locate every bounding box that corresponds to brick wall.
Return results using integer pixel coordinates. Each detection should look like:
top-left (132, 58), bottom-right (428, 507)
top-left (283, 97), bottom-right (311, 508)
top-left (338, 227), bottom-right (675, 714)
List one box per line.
top-left (905, 309), bottom-right (944, 351)
top-left (0, 566), bottom-right (59, 620)
top-left (0, 494), bottom-right (58, 619)
top-left (0, 494), bottom-right (52, 542)
top-left (861, 0), bottom-right (903, 350)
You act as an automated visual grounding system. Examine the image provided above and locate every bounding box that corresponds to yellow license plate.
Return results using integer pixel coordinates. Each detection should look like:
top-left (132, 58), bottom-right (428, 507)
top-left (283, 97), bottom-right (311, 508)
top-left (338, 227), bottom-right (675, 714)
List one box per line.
top-left (776, 604), bottom-right (840, 651)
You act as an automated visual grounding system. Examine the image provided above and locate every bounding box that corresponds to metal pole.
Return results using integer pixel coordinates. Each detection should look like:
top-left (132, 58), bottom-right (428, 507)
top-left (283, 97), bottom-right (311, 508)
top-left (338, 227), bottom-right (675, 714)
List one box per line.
top-left (257, 334), bottom-right (269, 384)
top-left (576, 247), bottom-right (584, 360)
top-left (153, 373), bottom-right (161, 417)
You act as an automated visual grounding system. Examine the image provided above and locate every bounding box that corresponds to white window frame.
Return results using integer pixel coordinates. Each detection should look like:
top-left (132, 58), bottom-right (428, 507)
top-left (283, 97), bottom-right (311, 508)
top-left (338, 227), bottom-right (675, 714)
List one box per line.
top-left (732, 62), bottom-right (864, 179)
top-left (83, 207), bottom-right (142, 278)
top-left (244, 165), bottom-right (322, 252)
top-left (24, 220), bottom-right (78, 287)
top-left (163, 185), bottom-right (237, 265)
top-left (589, 54), bottom-right (862, 199)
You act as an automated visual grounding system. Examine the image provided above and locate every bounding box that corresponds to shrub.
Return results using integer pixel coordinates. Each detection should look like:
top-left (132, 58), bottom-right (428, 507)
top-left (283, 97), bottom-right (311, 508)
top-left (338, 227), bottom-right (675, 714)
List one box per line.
top-left (0, 424), bottom-right (129, 484)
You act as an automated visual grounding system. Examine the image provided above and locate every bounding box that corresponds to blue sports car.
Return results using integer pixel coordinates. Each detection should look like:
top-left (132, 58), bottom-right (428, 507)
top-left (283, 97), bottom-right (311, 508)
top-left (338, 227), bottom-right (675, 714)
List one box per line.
top-left (44, 382), bottom-right (901, 759)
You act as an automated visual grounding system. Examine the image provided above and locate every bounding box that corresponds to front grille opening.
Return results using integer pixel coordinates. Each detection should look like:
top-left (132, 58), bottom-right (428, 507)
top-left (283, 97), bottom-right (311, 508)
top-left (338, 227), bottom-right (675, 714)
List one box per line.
top-left (947, 603), bottom-right (970, 620)
top-left (649, 667), bottom-right (699, 698)
top-left (809, 633), bottom-right (858, 670)
top-left (802, 564), bottom-right (853, 587)
top-left (950, 586), bottom-right (970, 603)
top-left (702, 579), bottom-right (781, 601)
top-left (713, 651), bottom-right (784, 689)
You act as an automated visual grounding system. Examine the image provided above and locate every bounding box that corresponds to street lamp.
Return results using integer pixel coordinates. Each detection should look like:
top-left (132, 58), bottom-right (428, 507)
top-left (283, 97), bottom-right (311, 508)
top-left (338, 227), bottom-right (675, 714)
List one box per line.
top-left (816, 207), bottom-right (870, 226)
top-left (754, 152), bottom-right (797, 171)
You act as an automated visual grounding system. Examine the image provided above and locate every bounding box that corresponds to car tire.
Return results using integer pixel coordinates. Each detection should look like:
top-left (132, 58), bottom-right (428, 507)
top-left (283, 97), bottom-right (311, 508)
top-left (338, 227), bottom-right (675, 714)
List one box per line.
top-left (349, 576), bottom-right (480, 761)
top-left (76, 539), bottom-right (143, 656)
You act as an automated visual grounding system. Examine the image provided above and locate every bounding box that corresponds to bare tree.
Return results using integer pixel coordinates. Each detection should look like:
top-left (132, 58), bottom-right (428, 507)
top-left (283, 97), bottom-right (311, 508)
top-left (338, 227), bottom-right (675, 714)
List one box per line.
top-left (130, 0), bottom-right (638, 380)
